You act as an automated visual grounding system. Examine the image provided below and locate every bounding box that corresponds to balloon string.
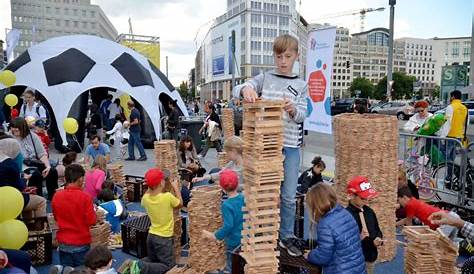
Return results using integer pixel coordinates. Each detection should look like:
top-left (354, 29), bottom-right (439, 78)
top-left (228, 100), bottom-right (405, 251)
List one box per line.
top-left (72, 134), bottom-right (83, 153)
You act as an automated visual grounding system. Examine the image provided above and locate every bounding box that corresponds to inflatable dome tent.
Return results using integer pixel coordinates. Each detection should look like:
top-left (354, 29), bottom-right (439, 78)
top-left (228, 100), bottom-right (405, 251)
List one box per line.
top-left (0, 35), bottom-right (188, 149)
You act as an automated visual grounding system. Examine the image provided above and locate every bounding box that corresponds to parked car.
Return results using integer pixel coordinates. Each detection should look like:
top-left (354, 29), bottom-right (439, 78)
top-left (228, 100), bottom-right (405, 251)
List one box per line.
top-left (435, 100), bottom-right (474, 123)
top-left (370, 101), bottom-right (415, 120)
top-left (428, 103), bottom-right (446, 114)
top-left (331, 98), bottom-right (369, 115)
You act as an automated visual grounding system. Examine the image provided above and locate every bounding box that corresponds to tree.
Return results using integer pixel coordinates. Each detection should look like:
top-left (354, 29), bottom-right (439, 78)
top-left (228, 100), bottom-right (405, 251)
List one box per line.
top-left (349, 77), bottom-right (374, 98)
top-left (177, 81), bottom-right (189, 99)
top-left (432, 85), bottom-right (441, 100)
top-left (374, 72), bottom-right (417, 100)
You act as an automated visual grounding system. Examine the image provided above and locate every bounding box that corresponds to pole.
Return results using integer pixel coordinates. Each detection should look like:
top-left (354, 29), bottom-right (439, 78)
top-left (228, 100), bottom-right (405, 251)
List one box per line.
top-left (470, 12), bottom-right (474, 86)
top-left (166, 56), bottom-right (169, 78)
top-left (386, 0), bottom-right (396, 100)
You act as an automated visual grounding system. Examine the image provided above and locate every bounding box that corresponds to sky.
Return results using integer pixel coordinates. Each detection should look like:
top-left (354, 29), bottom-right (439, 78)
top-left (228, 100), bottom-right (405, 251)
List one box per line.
top-left (0, 0), bottom-right (472, 86)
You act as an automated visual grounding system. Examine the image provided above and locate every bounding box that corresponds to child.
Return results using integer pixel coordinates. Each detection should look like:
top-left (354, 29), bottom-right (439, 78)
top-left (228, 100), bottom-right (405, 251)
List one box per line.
top-left (84, 155), bottom-right (107, 200)
top-left (202, 169), bottom-right (245, 273)
top-left (98, 188), bottom-right (125, 233)
top-left (57, 152), bottom-right (78, 186)
top-left (120, 121), bottom-right (130, 159)
top-left (234, 34), bottom-right (308, 256)
top-left (396, 164), bottom-right (419, 220)
top-left (84, 245), bottom-right (117, 274)
top-left (345, 176), bottom-right (383, 274)
top-left (192, 136), bottom-right (243, 189)
top-left (396, 186), bottom-right (458, 239)
top-left (52, 164), bottom-right (96, 267)
top-left (297, 156), bottom-right (326, 194)
top-left (34, 119), bottom-right (50, 156)
top-left (305, 183), bottom-right (366, 274)
top-left (106, 114), bottom-right (124, 160)
top-left (138, 168), bottom-right (182, 274)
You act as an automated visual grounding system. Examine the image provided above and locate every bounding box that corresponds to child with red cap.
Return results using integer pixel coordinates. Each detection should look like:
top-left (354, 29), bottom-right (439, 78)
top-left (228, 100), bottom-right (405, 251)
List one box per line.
top-left (202, 169), bottom-right (244, 273)
top-left (345, 176), bottom-right (383, 274)
top-left (138, 168), bottom-right (182, 274)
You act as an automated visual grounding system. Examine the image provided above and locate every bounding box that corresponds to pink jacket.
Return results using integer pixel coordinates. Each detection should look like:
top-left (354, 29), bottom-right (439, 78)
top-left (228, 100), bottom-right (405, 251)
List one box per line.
top-left (84, 169), bottom-right (106, 199)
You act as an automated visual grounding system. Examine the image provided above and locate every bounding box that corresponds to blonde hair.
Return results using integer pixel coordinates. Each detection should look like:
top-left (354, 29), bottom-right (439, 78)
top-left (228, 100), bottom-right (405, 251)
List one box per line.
top-left (273, 34), bottom-right (299, 55)
top-left (92, 155), bottom-right (107, 172)
top-left (306, 183), bottom-right (337, 223)
top-left (398, 165), bottom-right (408, 188)
top-left (224, 136), bottom-right (244, 155)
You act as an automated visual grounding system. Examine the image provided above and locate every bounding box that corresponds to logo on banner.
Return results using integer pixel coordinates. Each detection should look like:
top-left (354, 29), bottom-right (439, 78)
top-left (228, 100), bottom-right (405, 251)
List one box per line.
top-left (308, 59), bottom-right (327, 103)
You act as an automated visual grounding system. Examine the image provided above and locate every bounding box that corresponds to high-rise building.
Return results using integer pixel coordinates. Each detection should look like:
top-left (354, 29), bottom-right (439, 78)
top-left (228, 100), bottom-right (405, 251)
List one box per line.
top-left (433, 37), bottom-right (471, 85)
top-left (10, 0), bottom-right (118, 58)
top-left (197, 0), bottom-right (307, 101)
top-left (0, 40), bottom-right (5, 69)
top-left (330, 26), bottom-right (351, 99)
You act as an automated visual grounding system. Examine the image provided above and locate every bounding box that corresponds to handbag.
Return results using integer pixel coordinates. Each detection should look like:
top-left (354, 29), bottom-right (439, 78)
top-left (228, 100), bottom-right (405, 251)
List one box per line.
top-left (23, 134), bottom-right (46, 170)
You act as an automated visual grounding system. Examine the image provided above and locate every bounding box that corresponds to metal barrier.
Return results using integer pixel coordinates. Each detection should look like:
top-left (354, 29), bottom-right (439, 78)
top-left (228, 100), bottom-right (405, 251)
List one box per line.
top-left (399, 133), bottom-right (471, 209)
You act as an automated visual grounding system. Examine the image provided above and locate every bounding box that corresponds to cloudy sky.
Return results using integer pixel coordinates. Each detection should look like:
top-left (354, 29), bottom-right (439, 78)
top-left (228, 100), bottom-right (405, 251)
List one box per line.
top-left (0, 0), bottom-right (471, 86)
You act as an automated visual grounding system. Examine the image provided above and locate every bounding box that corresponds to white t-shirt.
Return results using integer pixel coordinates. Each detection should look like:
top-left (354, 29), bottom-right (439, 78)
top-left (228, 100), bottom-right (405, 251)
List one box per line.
top-left (107, 103), bottom-right (122, 119)
top-left (404, 112), bottom-right (433, 132)
top-left (19, 102), bottom-right (47, 120)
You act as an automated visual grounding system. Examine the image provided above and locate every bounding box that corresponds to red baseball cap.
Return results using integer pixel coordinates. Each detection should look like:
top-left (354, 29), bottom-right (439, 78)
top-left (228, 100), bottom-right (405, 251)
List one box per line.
top-left (347, 176), bottom-right (378, 199)
top-left (145, 168), bottom-right (170, 188)
top-left (219, 169), bottom-right (239, 191)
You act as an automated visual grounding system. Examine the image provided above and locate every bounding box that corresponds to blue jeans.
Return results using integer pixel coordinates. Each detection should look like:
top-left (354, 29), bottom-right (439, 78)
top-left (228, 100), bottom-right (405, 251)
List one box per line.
top-left (128, 131), bottom-right (146, 159)
top-left (280, 147), bottom-right (300, 239)
top-left (58, 244), bottom-right (90, 267)
top-left (224, 245), bottom-right (239, 273)
top-left (443, 138), bottom-right (461, 179)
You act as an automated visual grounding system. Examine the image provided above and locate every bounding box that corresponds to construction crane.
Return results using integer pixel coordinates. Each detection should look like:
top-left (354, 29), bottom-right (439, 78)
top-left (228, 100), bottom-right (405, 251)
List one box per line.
top-left (315, 7), bottom-right (385, 32)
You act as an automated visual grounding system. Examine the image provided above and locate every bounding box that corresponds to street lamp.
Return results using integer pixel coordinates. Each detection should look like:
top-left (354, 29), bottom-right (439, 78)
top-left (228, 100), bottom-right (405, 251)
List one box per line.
top-left (386, 0), bottom-right (396, 101)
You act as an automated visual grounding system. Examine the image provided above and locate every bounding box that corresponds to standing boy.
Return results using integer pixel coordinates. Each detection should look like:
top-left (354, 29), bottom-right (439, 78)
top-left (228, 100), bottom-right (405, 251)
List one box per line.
top-left (345, 176), bottom-right (383, 274)
top-left (233, 34), bottom-right (308, 256)
top-left (202, 169), bottom-right (245, 273)
top-left (52, 164), bottom-right (96, 267)
top-left (139, 168), bottom-right (182, 274)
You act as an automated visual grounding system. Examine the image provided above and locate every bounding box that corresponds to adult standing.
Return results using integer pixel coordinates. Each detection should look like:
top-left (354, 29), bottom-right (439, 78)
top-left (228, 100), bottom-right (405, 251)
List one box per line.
top-left (125, 101), bottom-right (147, 161)
top-left (107, 98), bottom-right (123, 130)
top-left (99, 94), bottom-right (113, 131)
top-left (84, 135), bottom-right (110, 166)
top-left (166, 100), bottom-right (180, 141)
top-left (403, 100), bottom-right (433, 132)
top-left (198, 102), bottom-right (222, 158)
top-left (19, 88), bottom-right (47, 122)
top-left (86, 104), bottom-right (103, 139)
top-left (10, 117), bottom-right (58, 200)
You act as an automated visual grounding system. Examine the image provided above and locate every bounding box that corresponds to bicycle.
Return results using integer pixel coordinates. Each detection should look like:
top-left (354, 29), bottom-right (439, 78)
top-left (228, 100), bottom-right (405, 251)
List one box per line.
top-left (405, 148), bottom-right (437, 201)
top-left (432, 155), bottom-right (474, 202)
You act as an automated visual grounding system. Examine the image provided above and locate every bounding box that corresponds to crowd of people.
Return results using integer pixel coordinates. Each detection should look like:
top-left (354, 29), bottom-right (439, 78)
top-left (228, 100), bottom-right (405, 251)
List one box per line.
top-left (0, 32), bottom-right (472, 274)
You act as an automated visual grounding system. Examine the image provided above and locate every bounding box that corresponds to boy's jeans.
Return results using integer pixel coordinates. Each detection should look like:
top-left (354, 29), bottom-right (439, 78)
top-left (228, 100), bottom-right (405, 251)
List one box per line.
top-left (280, 147), bottom-right (301, 239)
top-left (138, 234), bottom-right (175, 274)
top-left (58, 244), bottom-right (90, 267)
top-left (224, 245), bottom-right (240, 273)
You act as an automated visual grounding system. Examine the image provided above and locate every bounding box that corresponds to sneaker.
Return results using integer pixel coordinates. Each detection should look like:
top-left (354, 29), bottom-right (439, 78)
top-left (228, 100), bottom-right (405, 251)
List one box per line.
top-left (124, 157), bottom-right (135, 161)
top-left (137, 156), bottom-right (147, 161)
top-left (279, 238), bottom-right (303, 257)
top-left (48, 265), bottom-right (63, 274)
top-left (63, 267), bottom-right (74, 274)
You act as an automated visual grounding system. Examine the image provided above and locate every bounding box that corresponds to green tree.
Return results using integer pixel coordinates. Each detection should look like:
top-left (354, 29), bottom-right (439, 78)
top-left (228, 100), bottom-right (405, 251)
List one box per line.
top-left (177, 81), bottom-right (189, 99)
top-left (432, 85), bottom-right (441, 100)
top-left (375, 72), bottom-right (417, 100)
top-left (349, 77), bottom-right (374, 98)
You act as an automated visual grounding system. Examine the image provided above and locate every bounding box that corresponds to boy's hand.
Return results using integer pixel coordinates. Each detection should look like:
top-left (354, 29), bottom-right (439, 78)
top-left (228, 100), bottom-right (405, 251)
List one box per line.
top-left (202, 230), bottom-right (216, 240)
top-left (171, 179), bottom-right (180, 190)
top-left (360, 230), bottom-right (369, 240)
top-left (374, 237), bottom-right (384, 246)
top-left (242, 86), bottom-right (258, 103)
top-left (429, 211), bottom-right (465, 228)
top-left (284, 98), bottom-right (295, 116)
top-left (192, 177), bottom-right (203, 183)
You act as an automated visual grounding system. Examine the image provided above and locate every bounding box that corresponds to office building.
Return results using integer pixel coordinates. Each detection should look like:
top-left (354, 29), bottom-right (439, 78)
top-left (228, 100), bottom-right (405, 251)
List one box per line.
top-left (433, 37), bottom-right (471, 85)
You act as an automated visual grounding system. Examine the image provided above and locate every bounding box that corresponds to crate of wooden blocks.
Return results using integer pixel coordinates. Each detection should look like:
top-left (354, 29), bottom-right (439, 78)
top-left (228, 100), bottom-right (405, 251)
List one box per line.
top-left (21, 217), bottom-right (53, 266)
top-left (121, 215), bottom-right (151, 258)
top-left (124, 175), bottom-right (147, 202)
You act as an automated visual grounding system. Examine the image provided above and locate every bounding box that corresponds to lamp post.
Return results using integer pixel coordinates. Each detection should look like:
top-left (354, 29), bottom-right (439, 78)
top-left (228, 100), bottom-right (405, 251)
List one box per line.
top-left (386, 0), bottom-right (396, 100)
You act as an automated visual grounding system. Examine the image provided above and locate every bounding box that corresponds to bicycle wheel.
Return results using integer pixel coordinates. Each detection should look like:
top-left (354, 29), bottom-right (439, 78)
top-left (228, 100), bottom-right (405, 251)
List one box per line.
top-left (416, 175), bottom-right (437, 201)
top-left (432, 163), bottom-right (461, 191)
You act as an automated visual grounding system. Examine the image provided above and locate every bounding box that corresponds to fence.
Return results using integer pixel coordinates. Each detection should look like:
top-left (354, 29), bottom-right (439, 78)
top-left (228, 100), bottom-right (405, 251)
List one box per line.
top-left (399, 133), bottom-right (472, 209)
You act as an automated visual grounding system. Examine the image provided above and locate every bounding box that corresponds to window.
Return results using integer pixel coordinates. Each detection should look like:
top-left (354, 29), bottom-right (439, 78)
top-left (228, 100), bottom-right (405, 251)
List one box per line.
top-left (241, 27), bottom-right (245, 37)
top-left (74, 21), bottom-right (78, 27)
top-left (82, 10), bottom-right (87, 17)
top-left (251, 1), bottom-right (261, 9)
top-left (55, 19), bottom-right (60, 26)
top-left (279, 16), bottom-right (289, 26)
top-left (251, 41), bottom-right (261, 50)
top-left (65, 20), bottom-right (70, 27)
top-left (279, 29), bottom-right (288, 35)
top-left (82, 22), bottom-right (88, 28)
top-left (90, 11), bottom-right (95, 17)
top-left (64, 8), bottom-right (69, 15)
top-left (251, 13), bottom-right (261, 23)
top-left (464, 47), bottom-right (470, 57)
top-left (452, 47), bottom-right (459, 56)
top-left (279, 4), bottom-right (289, 13)
top-left (91, 22), bottom-right (96, 29)
top-left (251, 27), bottom-right (261, 37)
top-left (46, 7), bottom-right (51, 13)
top-left (73, 9), bottom-right (78, 15)
top-left (56, 7), bottom-right (60, 14)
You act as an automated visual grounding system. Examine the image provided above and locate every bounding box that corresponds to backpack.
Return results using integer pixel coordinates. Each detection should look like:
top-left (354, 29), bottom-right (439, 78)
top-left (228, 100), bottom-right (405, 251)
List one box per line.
top-left (23, 103), bottom-right (50, 128)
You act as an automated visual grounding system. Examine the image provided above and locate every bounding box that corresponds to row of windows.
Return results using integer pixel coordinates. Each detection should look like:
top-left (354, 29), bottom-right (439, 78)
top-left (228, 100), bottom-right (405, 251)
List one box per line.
top-left (249, 1), bottom-right (289, 13)
top-left (406, 43), bottom-right (432, 50)
top-left (408, 63), bottom-right (435, 69)
top-left (408, 69), bottom-right (435, 75)
top-left (263, 14), bottom-right (277, 25)
top-left (333, 75), bottom-right (351, 81)
top-left (407, 50), bottom-right (432, 57)
top-left (263, 28), bottom-right (278, 38)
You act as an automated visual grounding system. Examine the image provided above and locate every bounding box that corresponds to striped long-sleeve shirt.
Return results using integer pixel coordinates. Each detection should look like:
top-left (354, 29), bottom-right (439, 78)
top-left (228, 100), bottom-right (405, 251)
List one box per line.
top-left (233, 71), bottom-right (308, 148)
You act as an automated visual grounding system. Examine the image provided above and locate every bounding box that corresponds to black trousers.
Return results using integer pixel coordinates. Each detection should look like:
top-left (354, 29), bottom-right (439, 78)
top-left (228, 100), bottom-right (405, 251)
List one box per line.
top-left (26, 166), bottom-right (58, 200)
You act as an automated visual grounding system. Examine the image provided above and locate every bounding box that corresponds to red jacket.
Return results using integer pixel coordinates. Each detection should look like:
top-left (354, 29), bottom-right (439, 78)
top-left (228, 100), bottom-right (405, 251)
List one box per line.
top-left (35, 131), bottom-right (51, 155)
top-left (52, 185), bottom-right (96, 246)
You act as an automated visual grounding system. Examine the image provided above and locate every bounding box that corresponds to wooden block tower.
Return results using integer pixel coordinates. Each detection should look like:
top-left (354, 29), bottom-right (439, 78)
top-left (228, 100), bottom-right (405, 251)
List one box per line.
top-left (153, 140), bottom-right (181, 261)
top-left (241, 100), bottom-right (284, 274)
top-left (107, 163), bottom-right (127, 202)
top-left (222, 108), bottom-right (235, 140)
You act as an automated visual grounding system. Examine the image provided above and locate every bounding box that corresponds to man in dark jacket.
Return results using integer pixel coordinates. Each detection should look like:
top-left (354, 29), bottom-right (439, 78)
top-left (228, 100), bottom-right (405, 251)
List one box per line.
top-left (297, 156), bottom-right (325, 194)
top-left (345, 176), bottom-right (383, 274)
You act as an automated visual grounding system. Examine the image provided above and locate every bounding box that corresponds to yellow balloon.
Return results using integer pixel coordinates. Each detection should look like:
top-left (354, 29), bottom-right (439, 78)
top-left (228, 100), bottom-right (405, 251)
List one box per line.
top-left (63, 117), bottom-right (79, 134)
top-left (0, 70), bottom-right (16, 87)
top-left (0, 219), bottom-right (28, 249)
top-left (0, 186), bottom-right (24, 222)
top-left (25, 116), bottom-right (36, 126)
top-left (4, 94), bottom-right (18, 107)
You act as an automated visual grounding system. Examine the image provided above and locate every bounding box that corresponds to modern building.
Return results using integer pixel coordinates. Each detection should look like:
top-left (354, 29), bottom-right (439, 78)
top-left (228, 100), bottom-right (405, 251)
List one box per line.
top-left (10, 0), bottom-right (118, 57)
top-left (330, 26), bottom-right (352, 99)
top-left (0, 40), bottom-right (5, 69)
top-left (433, 36), bottom-right (471, 86)
top-left (116, 33), bottom-right (160, 68)
top-left (197, 0), bottom-right (307, 101)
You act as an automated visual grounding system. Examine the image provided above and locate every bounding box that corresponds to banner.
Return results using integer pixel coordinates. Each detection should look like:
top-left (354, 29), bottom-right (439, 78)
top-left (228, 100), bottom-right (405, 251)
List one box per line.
top-left (6, 29), bottom-right (21, 63)
top-left (304, 27), bottom-right (336, 134)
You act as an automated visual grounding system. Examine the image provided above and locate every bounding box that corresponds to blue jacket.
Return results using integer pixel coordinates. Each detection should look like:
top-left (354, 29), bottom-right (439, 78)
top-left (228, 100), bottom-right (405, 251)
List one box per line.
top-left (307, 204), bottom-right (367, 274)
top-left (214, 193), bottom-right (244, 249)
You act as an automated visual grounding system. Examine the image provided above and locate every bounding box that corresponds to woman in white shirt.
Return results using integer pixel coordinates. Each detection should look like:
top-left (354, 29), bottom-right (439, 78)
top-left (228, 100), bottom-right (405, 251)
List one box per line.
top-left (106, 114), bottom-right (124, 160)
top-left (107, 98), bottom-right (123, 130)
top-left (404, 101), bottom-right (433, 133)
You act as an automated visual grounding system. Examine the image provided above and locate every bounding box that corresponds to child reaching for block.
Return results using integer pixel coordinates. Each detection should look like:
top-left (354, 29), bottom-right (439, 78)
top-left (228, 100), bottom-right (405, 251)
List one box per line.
top-left (202, 169), bottom-right (245, 274)
top-left (138, 168), bottom-right (182, 274)
top-left (345, 176), bottom-right (383, 274)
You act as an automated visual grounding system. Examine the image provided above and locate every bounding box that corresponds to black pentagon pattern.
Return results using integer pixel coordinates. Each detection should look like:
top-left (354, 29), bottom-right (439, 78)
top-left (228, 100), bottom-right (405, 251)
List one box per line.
top-left (111, 53), bottom-right (154, 88)
top-left (5, 50), bottom-right (31, 72)
top-left (42, 48), bottom-right (96, 86)
top-left (148, 60), bottom-right (174, 92)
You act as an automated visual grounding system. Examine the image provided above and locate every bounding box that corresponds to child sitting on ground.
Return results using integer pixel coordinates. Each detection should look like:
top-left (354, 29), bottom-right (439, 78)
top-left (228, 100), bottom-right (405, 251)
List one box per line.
top-left (202, 169), bottom-right (245, 273)
top-left (192, 136), bottom-right (243, 190)
top-left (52, 164), bottom-right (96, 268)
top-left (138, 168), bottom-right (182, 274)
top-left (345, 176), bottom-right (383, 274)
top-left (97, 188), bottom-right (125, 233)
top-left (396, 186), bottom-right (458, 239)
top-left (297, 156), bottom-right (325, 194)
top-left (84, 245), bottom-right (117, 274)
top-left (84, 155), bottom-right (107, 200)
